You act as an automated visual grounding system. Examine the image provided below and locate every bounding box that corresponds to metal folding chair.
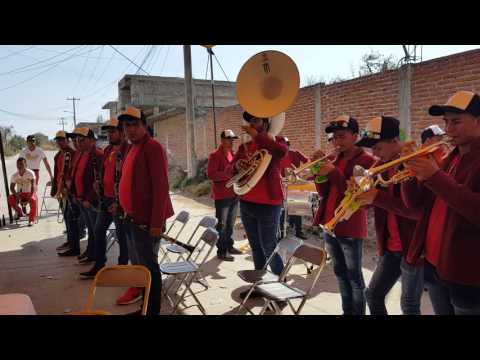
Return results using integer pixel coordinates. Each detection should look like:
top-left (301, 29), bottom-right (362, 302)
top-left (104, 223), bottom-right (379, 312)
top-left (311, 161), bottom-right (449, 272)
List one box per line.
top-left (158, 211), bottom-right (190, 263)
top-left (254, 244), bottom-right (327, 315)
top-left (160, 227), bottom-right (219, 315)
top-left (39, 183), bottom-right (60, 218)
top-left (106, 223), bottom-right (118, 255)
top-left (236, 236), bottom-right (304, 314)
top-left (68, 265), bottom-right (151, 316)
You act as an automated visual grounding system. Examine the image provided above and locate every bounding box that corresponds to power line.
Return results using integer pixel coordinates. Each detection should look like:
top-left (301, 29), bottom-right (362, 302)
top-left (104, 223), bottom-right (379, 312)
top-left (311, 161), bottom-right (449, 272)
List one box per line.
top-left (136, 45), bottom-right (155, 75)
top-left (109, 45), bottom-right (150, 75)
top-left (213, 53), bottom-right (230, 82)
top-left (159, 45), bottom-right (171, 75)
top-left (31, 45), bottom-right (119, 60)
top-left (0, 46), bottom-right (36, 61)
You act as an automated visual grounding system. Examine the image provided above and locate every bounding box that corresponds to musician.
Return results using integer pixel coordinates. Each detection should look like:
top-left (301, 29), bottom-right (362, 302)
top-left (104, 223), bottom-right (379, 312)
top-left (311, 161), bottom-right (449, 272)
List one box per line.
top-left (68, 128), bottom-right (104, 266)
top-left (207, 129), bottom-right (242, 262)
top-left (118, 106), bottom-right (174, 315)
top-left (311, 115), bottom-right (376, 315)
top-left (403, 90), bottom-right (480, 315)
top-left (80, 119), bottom-right (130, 279)
top-left (278, 136), bottom-right (309, 239)
top-left (354, 116), bottom-right (425, 315)
top-left (51, 131), bottom-right (75, 252)
top-left (8, 157), bottom-right (37, 226)
top-left (19, 135), bottom-right (53, 186)
top-left (232, 111), bottom-right (288, 300)
top-left (421, 124), bottom-right (450, 159)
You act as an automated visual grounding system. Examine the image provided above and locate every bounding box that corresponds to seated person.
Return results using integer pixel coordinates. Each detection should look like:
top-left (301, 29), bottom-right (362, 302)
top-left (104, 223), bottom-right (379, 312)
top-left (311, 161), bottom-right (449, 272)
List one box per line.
top-left (8, 157), bottom-right (37, 226)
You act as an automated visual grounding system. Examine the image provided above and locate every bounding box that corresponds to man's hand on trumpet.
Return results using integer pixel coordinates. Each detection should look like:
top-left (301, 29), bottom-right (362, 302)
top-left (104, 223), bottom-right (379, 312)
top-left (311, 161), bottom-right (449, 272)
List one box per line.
top-left (406, 155), bottom-right (440, 181)
top-left (355, 188), bottom-right (379, 206)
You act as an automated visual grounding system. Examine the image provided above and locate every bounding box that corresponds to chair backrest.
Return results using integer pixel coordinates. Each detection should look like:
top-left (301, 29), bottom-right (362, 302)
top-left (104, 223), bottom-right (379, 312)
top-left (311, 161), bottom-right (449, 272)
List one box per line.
top-left (85, 265), bottom-right (152, 315)
top-left (183, 216), bottom-right (218, 246)
top-left (262, 237), bottom-right (304, 276)
top-left (165, 211), bottom-right (190, 241)
top-left (286, 244), bottom-right (327, 313)
top-left (187, 227), bottom-right (219, 266)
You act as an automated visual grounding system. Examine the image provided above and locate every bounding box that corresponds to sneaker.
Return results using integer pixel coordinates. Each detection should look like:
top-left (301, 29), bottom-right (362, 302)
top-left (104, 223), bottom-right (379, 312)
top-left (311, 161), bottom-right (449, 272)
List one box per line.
top-left (77, 251), bottom-right (88, 260)
top-left (56, 242), bottom-right (70, 251)
top-left (27, 222), bottom-right (33, 227)
top-left (217, 252), bottom-right (234, 262)
top-left (116, 287), bottom-right (143, 305)
top-left (79, 266), bottom-right (102, 279)
top-left (239, 288), bottom-right (262, 300)
top-left (228, 247), bottom-right (243, 255)
top-left (58, 249), bottom-right (80, 257)
top-left (78, 257), bottom-right (94, 265)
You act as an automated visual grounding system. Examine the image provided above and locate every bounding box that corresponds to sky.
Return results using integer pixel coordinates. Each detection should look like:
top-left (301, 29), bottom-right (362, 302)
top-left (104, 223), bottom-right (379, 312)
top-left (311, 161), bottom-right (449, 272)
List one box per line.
top-left (0, 44), bottom-right (479, 139)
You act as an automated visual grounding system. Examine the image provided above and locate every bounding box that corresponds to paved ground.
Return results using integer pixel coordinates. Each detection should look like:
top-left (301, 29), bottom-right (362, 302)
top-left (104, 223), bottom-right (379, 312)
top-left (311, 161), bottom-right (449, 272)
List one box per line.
top-left (0, 151), bottom-right (434, 315)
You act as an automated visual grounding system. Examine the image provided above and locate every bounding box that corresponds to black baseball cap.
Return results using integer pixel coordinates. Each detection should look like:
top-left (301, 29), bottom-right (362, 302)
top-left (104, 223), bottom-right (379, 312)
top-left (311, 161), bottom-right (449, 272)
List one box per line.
top-left (243, 111), bottom-right (268, 123)
top-left (325, 115), bottom-right (359, 134)
top-left (26, 135), bottom-right (36, 142)
top-left (429, 90), bottom-right (480, 117)
top-left (356, 116), bottom-right (400, 148)
top-left (220, 129), bottom-right (238, 139)
top-left (421, 125), bottom-right (446, 144)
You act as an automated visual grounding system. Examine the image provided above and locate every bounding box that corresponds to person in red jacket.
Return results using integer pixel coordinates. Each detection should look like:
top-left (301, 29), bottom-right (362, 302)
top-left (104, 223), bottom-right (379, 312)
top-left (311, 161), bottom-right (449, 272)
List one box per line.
top-left (232, 111), bottom-right (288, 300)
top-left (67, 127), bottom-right (104, 265)
top-left (278, 136), bottom-right (309, 239)
top-left (118, 106), bottom-right (174, 315)
top-left (207, 129), bottom-right (242, 262)
top-left (80, 118), bottom-right (131, 279)
top-left (311, 115), bottom-right (376, 315)
top-left (354, 116), bottom-right (425, 315)
top-left (403, 90), bottom-right (480, 315)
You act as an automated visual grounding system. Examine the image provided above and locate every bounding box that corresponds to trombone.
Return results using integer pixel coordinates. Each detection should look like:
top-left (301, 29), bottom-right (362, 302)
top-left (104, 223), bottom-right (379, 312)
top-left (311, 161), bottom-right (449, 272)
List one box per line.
top-left (321, 139), bottom-right (449, 235)
top-left (286, 150), bottom-right (338, 184)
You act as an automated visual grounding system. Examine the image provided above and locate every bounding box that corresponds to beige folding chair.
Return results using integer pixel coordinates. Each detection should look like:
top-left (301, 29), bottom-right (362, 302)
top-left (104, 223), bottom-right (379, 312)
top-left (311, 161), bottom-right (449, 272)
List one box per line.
top-left (160, 228), bottom-right (219, 315)
top-left (249, 244), bottom-right (327, 315)
top-left (68, 265), bottom-right (151, 315)
top-left (159, 211), bottom-right (190, 263)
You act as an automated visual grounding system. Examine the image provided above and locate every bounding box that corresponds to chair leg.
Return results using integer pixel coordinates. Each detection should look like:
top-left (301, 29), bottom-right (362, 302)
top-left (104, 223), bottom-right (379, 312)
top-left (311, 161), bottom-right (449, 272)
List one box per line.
top-left (236, 286), bottom-right (257, 315)
top-left (259, 300), bottom-right (271, 315)
top-left (186, 282), bottom-right (206, 315)
top-left (170, 273), bottom-right (192, 314)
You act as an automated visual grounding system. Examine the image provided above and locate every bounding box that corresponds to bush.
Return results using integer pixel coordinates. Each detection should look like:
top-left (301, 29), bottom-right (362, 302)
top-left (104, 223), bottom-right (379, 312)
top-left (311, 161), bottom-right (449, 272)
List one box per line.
top-left (184, 180), bottom-right (211, 197)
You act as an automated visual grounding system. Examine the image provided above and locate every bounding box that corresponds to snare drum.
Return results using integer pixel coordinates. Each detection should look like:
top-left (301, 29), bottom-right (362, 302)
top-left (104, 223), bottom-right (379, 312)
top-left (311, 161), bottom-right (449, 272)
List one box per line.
top-left (286, 183), bottom-right (321, 217)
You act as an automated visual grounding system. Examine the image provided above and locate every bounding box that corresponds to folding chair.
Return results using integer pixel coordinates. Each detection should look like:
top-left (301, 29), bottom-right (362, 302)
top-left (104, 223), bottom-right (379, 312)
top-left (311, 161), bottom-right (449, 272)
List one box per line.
top-left (106, 223), bottom-right (118, 255)
top-left (236, 236), bottom-right (304, 315)
top-left (254, 244), bottom-right (327, 315)
top-left (39, 182), bottom-right (60, 218)
top-left (160, 227), bottom-right (219, 315)
top-left (68, 265), bottom-right (151, 316)
top-left (159, 211), bottom-right (190, 263)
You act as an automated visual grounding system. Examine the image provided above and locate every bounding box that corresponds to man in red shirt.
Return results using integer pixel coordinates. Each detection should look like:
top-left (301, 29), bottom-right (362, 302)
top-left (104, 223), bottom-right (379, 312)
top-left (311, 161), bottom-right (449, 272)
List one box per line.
top-left (311, 115), bottom-right (376, 315)
top-left (355, 116), bottom-right (425, 315)
top-left (79, 119), bottom-right (131, 279)
top-left (403, 91), bottom-right (480, 315)
top-left (8, 157), bottom-right (37, 226)
top-left (232, 111), bottom-right (288, 300)
top-left (207, 129), bottom-right (242, 262)
top-left (118, 106), bottom-right (174, 315)
top-left (51, 131), bottom-right (76, 252)
top-left (278, 137), bottom-right (309, 239)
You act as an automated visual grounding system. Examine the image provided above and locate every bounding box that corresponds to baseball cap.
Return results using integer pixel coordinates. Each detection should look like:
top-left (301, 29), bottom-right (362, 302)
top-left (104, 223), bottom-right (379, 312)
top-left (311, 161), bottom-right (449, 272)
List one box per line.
top-left (101, 118), bottom-right (121, 130)
top-left (54, 131), bottom-right (67, 140)
top-left (327, 133), bottom-right (334, 142)
top-left (73, 127), bottom-right (96, 139)
top-left (118, 106), bottom-right (143, 122)
top-left (325, 115), bottom-right (359, 134)
top-left (429, 90), bottom-right (480, 117)
top-left (220, 129), bottom-right (238, 139)
top-left (26, 135), bottom-right (36, 142)
top-left (421, 125), bottom-right (446, 144)
top-left (356, 116), bottom-right (400, 148)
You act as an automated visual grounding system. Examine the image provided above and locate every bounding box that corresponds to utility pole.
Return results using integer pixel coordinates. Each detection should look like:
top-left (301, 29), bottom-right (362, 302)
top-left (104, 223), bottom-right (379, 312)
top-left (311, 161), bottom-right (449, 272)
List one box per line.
top-left (207, 47), bottom-right (218, 148)
top-left (0, 129), bottom-right (13, 223)
top-left (183, 45), bottom-right (197, 178)
top-left (67, 97), bottom-right (80, 128)
top-left (58, 117), bottom-right (67, 131)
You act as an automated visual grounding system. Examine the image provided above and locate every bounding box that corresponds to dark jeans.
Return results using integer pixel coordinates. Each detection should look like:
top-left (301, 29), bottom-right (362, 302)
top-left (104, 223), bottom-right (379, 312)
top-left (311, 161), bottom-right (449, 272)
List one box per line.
top-left (279, 208), bottom-right (303, 237)
top-left (424, 261), bottom-right (480, 315)
top-left (240, 201), bottom-right (284, 276)
top-left (365, 251), bottom-right (424, 315)
top-left (215, 197), bottom-right (239, 254)
top-left (325, 233), bottom-right (366, 315)
top-left (65, 199), bottom-right (81, 252)
top-left (93, 198), bottom-right (129, 268)
top-left (79, 202), bottom-right (98, 259)
top-left (124, 220), bottom-right (162, 315)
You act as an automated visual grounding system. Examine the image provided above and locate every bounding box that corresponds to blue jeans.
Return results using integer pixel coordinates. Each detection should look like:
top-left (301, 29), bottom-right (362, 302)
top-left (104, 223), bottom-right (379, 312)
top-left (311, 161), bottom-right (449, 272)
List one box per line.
top-left (365, 251), bottom-right (424, 315)
top-left (65, 199), bottom-right (81, 252)
top-left (325, 233), bottom-right (365, 315)
top-left (124, 220), bottom-right (162, 315)
top-left (79, 203), bottom-right (98, 259)
top-left (93, 198), bottom-right (129, 268)
top-left (240, 201), bottom-right (284, 276)
top-left (215, 197), bottom-right (239, 254)
top-left (279, 207), bottom-right (302, 237)
top-left (424, 262), bottom-right (480, 315)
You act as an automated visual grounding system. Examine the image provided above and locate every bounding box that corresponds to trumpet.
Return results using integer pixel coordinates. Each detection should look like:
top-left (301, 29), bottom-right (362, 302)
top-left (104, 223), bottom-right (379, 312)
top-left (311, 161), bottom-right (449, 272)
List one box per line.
top-left (322, 139), bottom-right (449, 235)
top-left (286, 150), bottom-right (338, 184)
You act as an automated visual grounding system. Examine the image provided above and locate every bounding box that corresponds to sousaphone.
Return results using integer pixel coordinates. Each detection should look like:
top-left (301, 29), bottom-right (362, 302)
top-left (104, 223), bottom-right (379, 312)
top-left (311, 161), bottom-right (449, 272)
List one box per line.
top-left (226, 50), bottom-right (300, 195)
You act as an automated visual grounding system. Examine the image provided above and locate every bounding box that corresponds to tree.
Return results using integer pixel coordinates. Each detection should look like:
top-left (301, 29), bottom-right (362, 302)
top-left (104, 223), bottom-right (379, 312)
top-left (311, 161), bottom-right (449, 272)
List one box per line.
top-left (303, 74), bottom-right (326, 87)
top-left (358, 50), bottom-right (398, 76)
top-left (32, 132), bottom-right (49, 147)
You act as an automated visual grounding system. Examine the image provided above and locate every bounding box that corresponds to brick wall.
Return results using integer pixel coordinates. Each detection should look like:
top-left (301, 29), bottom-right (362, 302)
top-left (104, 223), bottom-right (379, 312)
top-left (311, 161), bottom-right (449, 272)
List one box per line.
top-left (154, 49), bottom-right (480, 170)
